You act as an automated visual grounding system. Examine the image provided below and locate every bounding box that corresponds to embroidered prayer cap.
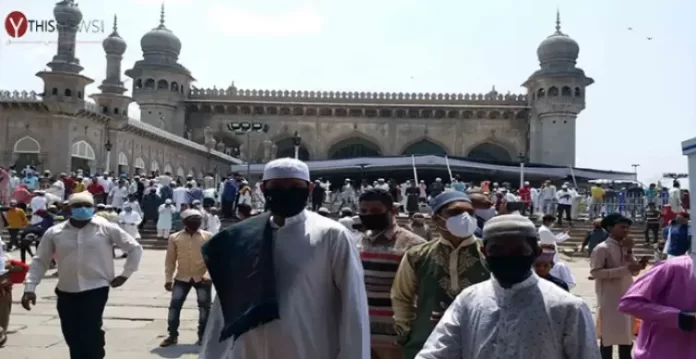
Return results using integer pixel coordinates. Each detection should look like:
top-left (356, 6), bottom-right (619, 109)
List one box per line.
top-left (318, 207), bottom-right (331, 215)
top-left (430, 191), bottom-right (471, 214)
top-left (262, 158), bottom-right (310, 182)
top-left (181, 209), bottom-right (203, 219)
top-left (96, 204), bottom-right (106, 209)
top-left (164, 198), bottom-right (172, 204)
top-left (67, 191), bottom-right (94, 206)
top-left (600, 213), bottom-right (632, 229)
top-left (482, 214), bottom-right (539, 242)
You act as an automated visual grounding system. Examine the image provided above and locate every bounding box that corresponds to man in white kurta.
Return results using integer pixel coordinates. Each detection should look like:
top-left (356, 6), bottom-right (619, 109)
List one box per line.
top-left (200, 158), bottom-right (370, 359)
top-left (538, 215), bottom-right (576, 288)
top-left (416, 214), bottom-right (600, 359)
top-left (29, 191), bottom-right (48, 225)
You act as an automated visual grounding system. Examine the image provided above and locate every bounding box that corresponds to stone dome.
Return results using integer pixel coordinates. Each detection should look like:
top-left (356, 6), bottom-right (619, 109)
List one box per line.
top-left (140, 6), bottom-right (181, 57)
top-left (103, 16), bottom-right (126, 55)
top-left (53, 0), bottom-right (82, 27)
top-left (536, 12), bottom-right (579, 64)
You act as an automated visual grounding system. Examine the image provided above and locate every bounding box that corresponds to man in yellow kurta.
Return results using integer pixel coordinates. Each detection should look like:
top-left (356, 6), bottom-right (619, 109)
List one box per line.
top-left (590, 213), bottom-right (646, 359)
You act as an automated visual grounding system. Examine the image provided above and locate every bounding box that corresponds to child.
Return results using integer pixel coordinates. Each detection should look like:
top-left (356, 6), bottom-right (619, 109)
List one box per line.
top-left (533, 248), bottom-right (569, 291)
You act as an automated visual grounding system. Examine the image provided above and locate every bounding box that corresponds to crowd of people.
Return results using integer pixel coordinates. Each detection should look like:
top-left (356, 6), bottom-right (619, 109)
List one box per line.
top-left (0, 161), bottom-right (694, 358)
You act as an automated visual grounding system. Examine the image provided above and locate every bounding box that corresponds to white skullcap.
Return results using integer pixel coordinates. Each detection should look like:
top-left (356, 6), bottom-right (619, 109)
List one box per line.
top-left (181, 209), bottom-right (203, 219)
top-left (262, 158), bottom-right (310, 182)
top-left (68, 191), bottom-right (94, 205)
top-left (165, 199), bottom-right (172, 204)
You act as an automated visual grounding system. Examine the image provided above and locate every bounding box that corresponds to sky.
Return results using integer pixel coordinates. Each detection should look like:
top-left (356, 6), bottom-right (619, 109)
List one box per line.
top-left (0, 0), bottom-right (694, 184)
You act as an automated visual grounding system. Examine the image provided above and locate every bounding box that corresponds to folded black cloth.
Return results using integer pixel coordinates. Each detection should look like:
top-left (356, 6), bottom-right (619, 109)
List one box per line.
top-left (201, 211), bottom-right (279, 342)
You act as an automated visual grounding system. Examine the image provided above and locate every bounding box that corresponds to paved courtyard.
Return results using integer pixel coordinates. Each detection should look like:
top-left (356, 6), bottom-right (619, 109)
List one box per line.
top-left (0, 250), bottom-right (598, 358)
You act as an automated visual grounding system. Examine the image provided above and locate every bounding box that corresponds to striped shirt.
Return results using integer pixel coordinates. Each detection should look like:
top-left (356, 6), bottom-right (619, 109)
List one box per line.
top-left (359, 225), bottom-right (426, 347)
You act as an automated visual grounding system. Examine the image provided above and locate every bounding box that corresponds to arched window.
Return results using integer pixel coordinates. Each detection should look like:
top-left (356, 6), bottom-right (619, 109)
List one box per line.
top-left (401, 139), bottom-right (447, 156)
top-left (51, 88), bottom-right (58, 95)
top-left (135, 79), bottom-right (143, 89)
top-left (64, 89), bottom-right (72, 97)
top-left (134, 157), bottom-right (146, 169)
top-left (537, 88), bottom-right (545, 98)
top-left (163, 164), bottom-right (173, 174)
top-left (328, 137), bottom-right (381, 159)
top-left (151, 160), bottom-right (160, 172)
top-left (144, 79), bottom-right (155, 88)
top-left (176, 167), bottom-right (185, 178)
top-left (548, 86), bottom-right (559, 96)
top-left (157, 80), bottom-right (168, 90)
top-left (561, 86), bottom-right (572, 96)
top-left (71, 140), bottom-right (96, 160)
top-left (574, 87), bottom-right (582, 97)
top-left (171, 82), bottom-right (179, 92)
top-left (13, 136), bottom-right (41, 154)
top-left (118, 153), bottom-right (129, 166)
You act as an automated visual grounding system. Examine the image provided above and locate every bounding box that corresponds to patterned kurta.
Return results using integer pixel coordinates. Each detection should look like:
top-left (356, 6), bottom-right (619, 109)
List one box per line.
top-left (391, 237), bottom-right (490, 359)
top-left (359, 226), bottom-right (426, 353)
top-left (590, 238), bottom-right (636, 346)
top-left (416, 274), bottom-right (601, 359)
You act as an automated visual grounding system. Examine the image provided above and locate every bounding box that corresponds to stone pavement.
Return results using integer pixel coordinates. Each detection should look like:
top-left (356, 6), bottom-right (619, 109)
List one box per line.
top-left (0, 250), bottom-right (599, 358)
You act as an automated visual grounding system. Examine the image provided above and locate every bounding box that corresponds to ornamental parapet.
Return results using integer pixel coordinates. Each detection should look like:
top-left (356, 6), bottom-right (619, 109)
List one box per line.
top-left (0, 90), bottom-right (42, 102)
top-left (80, 101), bottom-right (243, 165)
top-left (187, 87), bottom-right (528, 105)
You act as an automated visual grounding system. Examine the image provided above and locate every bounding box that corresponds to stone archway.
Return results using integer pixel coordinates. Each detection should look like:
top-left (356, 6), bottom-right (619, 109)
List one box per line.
top-left (401, 139), bottom-right (447, 155)
top-left (328, 137), bottom-right (382, 159)
top-left (466, 142), bottom-right (513, 162)
top-left (71, 140), bottom-right (96, 173)
top-left (274, 137), bottom-right (310, 161)
top-left (12, 136), bottom-right (41, 169)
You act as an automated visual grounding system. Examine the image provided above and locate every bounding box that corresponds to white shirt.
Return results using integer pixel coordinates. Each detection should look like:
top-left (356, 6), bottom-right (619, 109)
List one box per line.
top-left (417, 274), bottom-right (600, 359)
top-left (541, 185), bottom-right (556, 200)
top-left (25, 216), bottom-right (143, 293)
top-left (207, 214), bottom-right (221, 234)
top-left (200, 210), bottom-right (370, 359)
top-left (109, 186), bottom-right (129, 208)
top-left (556, 189), bottom-right (573, 205)
top-left (29, 196), bottom-right (48, 225)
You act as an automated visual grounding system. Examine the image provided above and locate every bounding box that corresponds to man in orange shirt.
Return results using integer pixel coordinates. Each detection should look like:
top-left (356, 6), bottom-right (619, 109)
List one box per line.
top-left (4, 200), bottom-right (28, 251)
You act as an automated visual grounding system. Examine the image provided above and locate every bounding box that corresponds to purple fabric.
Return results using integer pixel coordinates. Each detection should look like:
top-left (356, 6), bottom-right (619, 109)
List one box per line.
top-left (618, 256), bottom-right (696, 358)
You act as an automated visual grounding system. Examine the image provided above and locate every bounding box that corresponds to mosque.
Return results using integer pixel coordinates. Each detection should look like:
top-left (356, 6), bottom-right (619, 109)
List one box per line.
top-left (1, 1), bottom-right (608, 181)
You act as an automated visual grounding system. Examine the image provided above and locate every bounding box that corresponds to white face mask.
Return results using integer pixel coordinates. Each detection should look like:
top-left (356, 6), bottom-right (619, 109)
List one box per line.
top-left (444, 213), bottom-right (478, 238)
top-left (474, 206), bottom-right (496, 222)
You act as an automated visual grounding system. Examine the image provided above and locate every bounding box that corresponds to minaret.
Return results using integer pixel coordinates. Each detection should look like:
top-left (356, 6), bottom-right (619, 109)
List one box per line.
top-left (523, 10), bottom-right (593, 166)
top-left (36, 0), bottom-right (94, 104)
top-left (125, 4), bottom-right (194, 136)
top-left (91, 15), bottom-right (133, 117)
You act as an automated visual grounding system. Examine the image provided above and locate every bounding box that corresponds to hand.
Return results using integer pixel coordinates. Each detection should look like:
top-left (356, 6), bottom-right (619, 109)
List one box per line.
top-left (164, 282), bottom-right (173, 291)
top-left (430, 311), bottom-right (443, 323)
top-left (628, 262), bottom-right (643, 272)
top-left (21, 292), bottom-right (37, 311)
top-left (110, 276), bottom-right (128, 288)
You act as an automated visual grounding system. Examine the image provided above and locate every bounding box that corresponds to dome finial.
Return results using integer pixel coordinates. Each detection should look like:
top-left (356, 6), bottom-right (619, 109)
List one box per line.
top-left (113, 14), bottom-right (118, 32)
top-left (555, 7), bottom-right (562, 34)
top-left (159, 3), bottom-right (165, 27)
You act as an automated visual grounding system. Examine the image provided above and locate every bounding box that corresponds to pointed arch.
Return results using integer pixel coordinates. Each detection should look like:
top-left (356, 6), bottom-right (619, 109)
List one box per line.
top-left (71, 140), bottom-right (96, 160)
top-left (13, 136), bottom-right (41, 153)
top-left (274, 136), bottom-right (310, 161)
top-left (151, 160), bottom-right (160, 172)
top-left (118, 152), bottom-right (129, 166)
top-left (328, 134), bottom-right (383, 159)
top-left (466, 141), bottom-right (514, 162)
top-left (177, 167), bottom-right (185, 177)
top-left (400, 138), bottom-right (449, 156)
top-left (163, 164), bottom-right (173, 174)
top-left (134, 157), bottom-right (145, 169)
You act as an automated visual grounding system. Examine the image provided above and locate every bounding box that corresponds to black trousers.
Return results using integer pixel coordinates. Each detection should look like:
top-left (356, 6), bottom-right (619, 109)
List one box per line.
top-left (6, 228), bottom-right (20, 250)
top-left (221, 199), bottom-right (234, 218)
top-left (644, 223), bottom-right (660, 244)
top-left (600, 342), bottom-right (632, 359)
top-left (167, 280), bottom-right (212, 339)
top-left (56, 286), bottom-right (109, 359)
top-left (556, 204), bottom-right (572, 225)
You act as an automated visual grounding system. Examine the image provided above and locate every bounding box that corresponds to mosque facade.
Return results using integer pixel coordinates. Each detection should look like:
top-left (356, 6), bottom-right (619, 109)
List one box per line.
top-left (0, 2), bottom-right (592, 178)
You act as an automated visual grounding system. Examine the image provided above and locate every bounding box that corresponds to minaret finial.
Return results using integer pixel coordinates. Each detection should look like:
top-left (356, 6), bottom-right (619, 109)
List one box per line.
top-left (160, 3), bottom-right (165, 26)
top-left (113, 14), bottom-right (118, 32)
top-left (555, 7), bottom-right (562, 34)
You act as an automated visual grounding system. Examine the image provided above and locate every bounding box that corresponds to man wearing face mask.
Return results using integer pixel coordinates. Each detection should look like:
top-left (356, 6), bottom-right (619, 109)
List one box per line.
top-left (417, 214), bottom-right (600, 359)
top-left (160, 209), bottom-right (213, 347)
top-left (392, 191), bottom-right (490, 359)
top-left (21, 191), bottom-right (143, 359)
top-left (356, 188), bottom-right (426, 359)
top-left (200, 158), bottom-right (370, 359)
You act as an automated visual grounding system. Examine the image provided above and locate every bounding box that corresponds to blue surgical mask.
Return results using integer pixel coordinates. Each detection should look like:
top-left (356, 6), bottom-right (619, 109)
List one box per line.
top-left (71, 207), bottom-right (94, 221)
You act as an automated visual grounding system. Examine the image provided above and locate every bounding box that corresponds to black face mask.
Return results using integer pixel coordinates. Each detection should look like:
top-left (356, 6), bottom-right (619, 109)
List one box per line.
top-left (264, 188), bottom-right (309, 217)
top-left (484, 255), bottom-right (536, 285)
top-left (360, 213), bottom-right (391, 231)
